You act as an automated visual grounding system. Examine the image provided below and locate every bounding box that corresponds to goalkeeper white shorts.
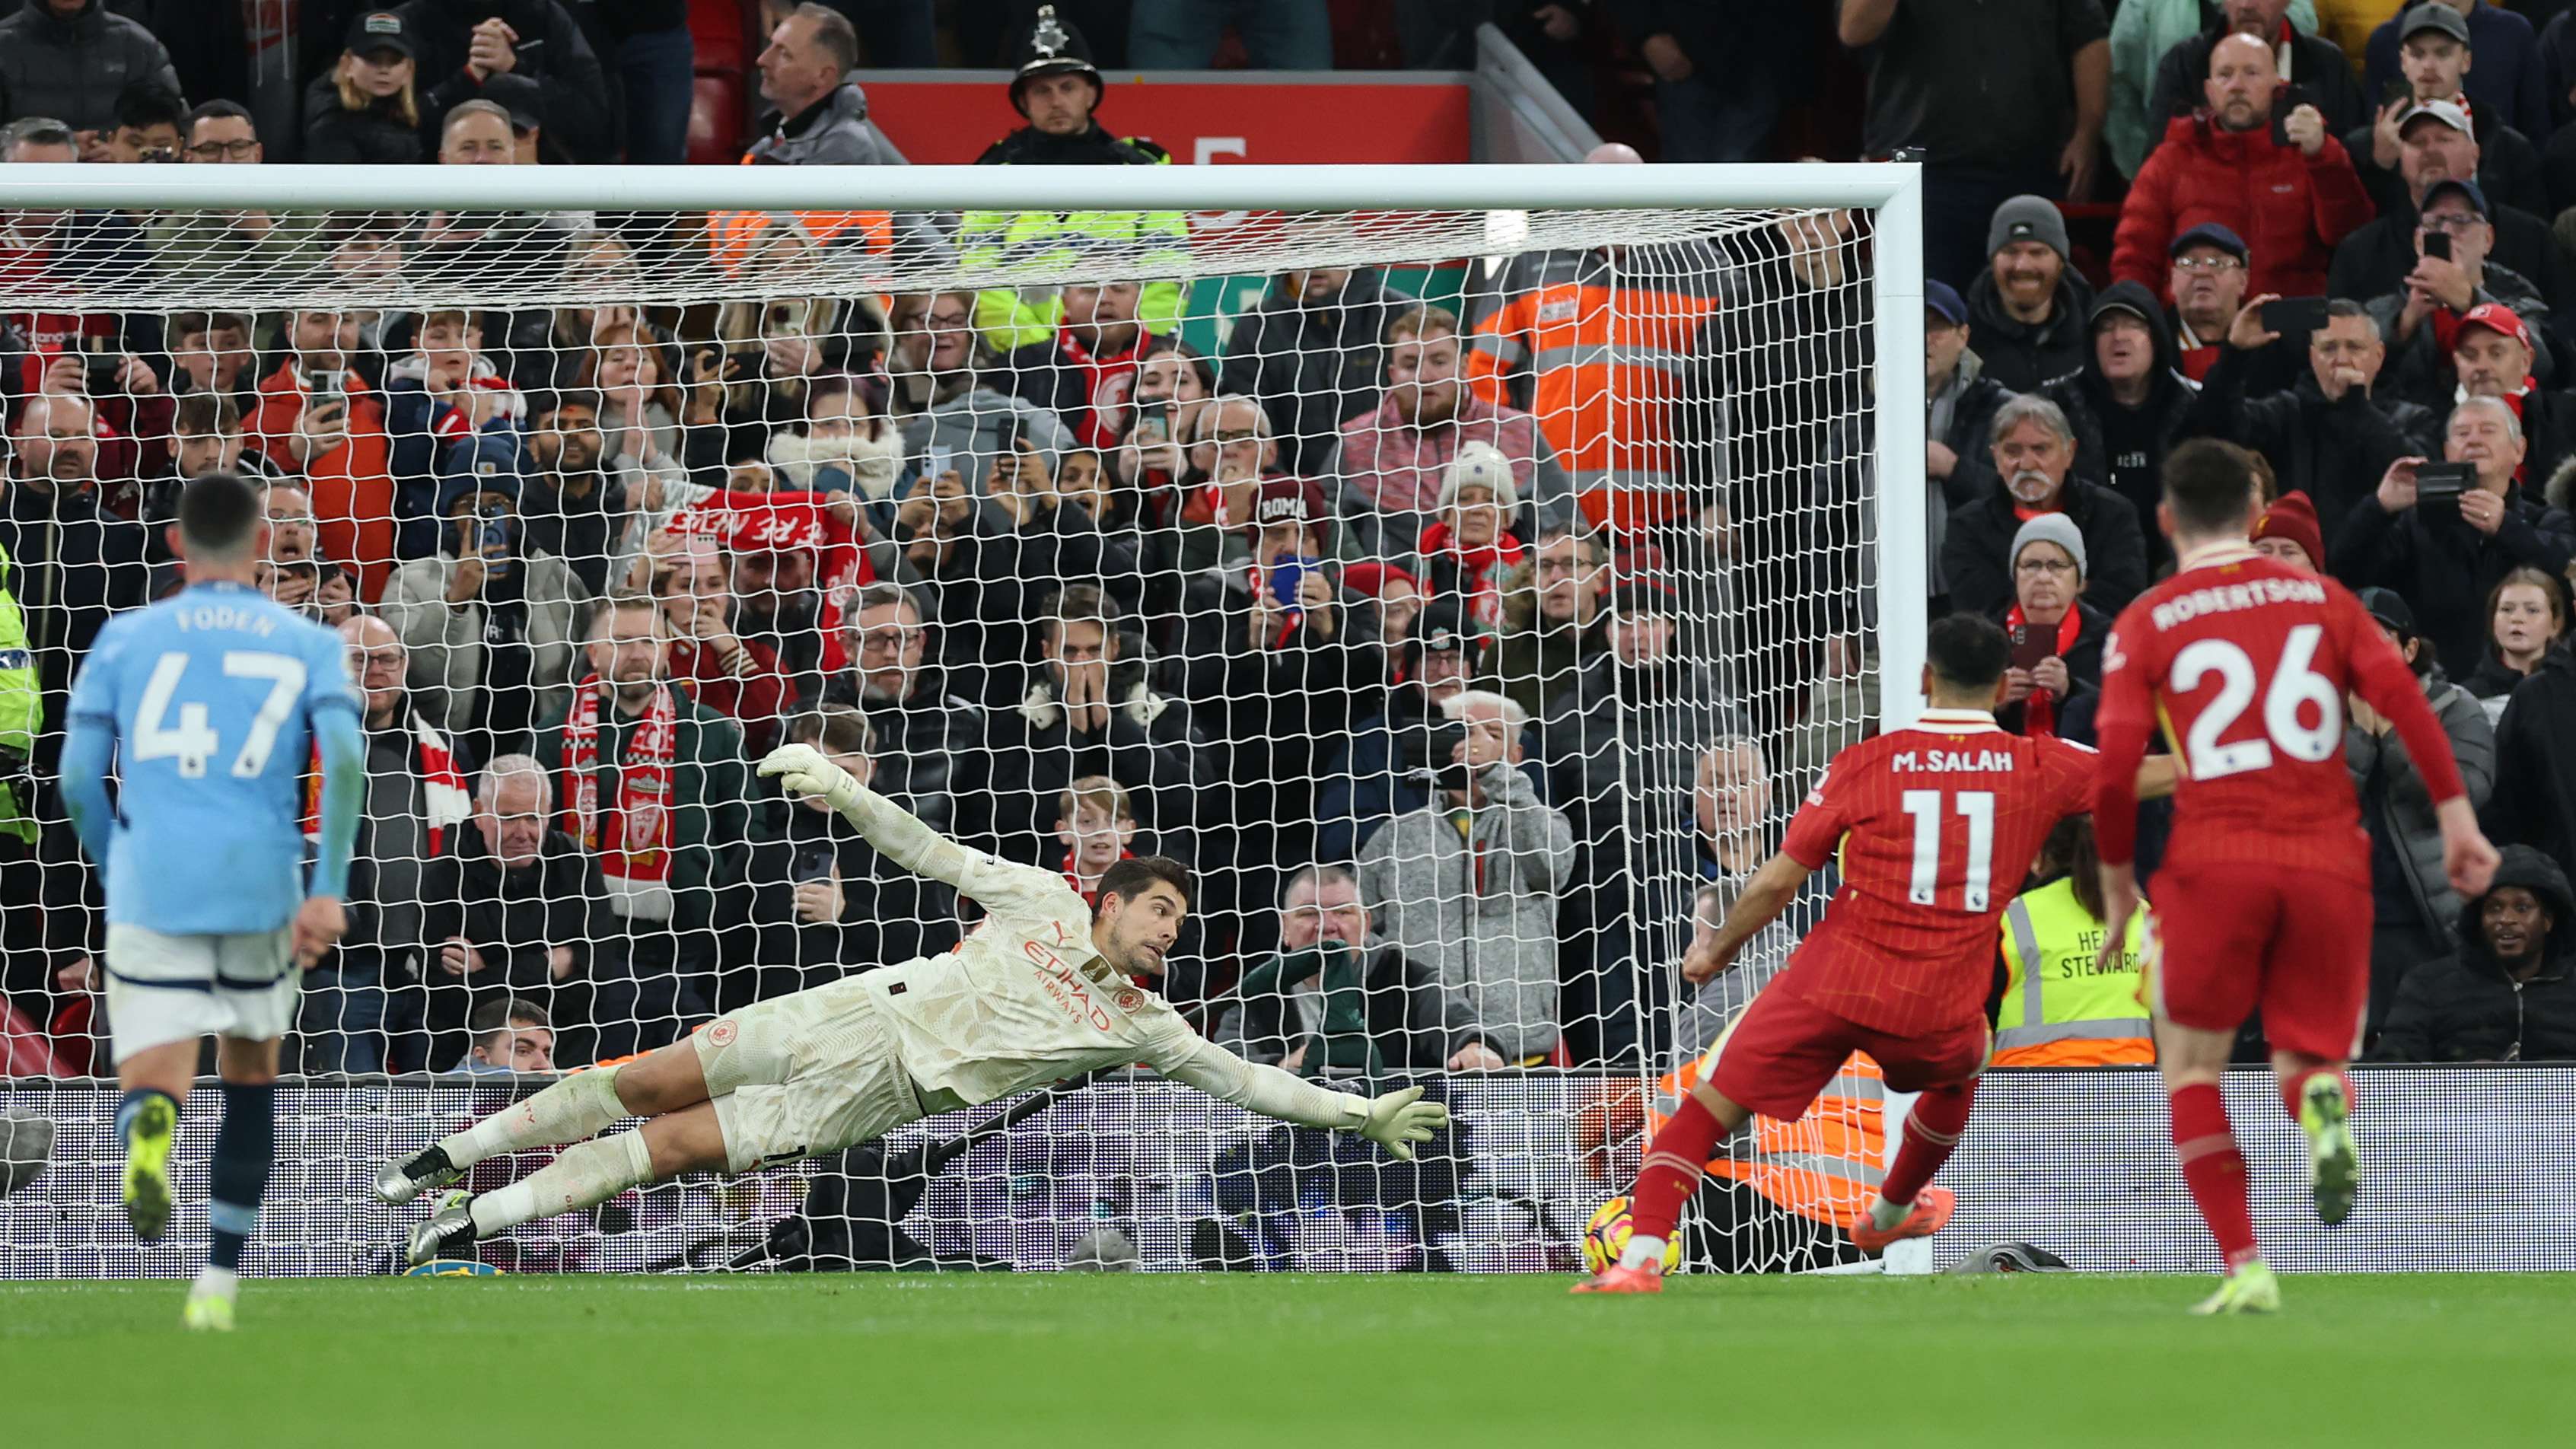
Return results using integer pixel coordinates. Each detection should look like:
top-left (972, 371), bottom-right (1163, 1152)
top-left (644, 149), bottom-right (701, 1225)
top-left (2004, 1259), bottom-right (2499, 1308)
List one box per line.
top-left (696, 974), bottom-right (926, 1173)
top-left (102, 923), bottom-right (298, 1063)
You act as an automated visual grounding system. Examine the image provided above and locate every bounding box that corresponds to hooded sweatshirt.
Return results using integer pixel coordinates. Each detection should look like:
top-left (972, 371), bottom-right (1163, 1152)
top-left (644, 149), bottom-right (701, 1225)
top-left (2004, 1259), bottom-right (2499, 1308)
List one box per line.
top-left (2038, 279), bottom-right (2200, 568)
top-left (2376, 844), bottom-right (2576, 1061)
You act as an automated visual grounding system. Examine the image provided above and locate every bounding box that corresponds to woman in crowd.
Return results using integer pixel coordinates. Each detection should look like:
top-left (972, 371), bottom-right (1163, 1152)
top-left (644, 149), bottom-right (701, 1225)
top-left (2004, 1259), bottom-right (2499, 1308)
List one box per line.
top-left (2463, 567), bottom-right (2569, 721)
top-left (1992, 515), bottom-right (2110, 743)
top-left (304, 14), bottom-right (424, 164)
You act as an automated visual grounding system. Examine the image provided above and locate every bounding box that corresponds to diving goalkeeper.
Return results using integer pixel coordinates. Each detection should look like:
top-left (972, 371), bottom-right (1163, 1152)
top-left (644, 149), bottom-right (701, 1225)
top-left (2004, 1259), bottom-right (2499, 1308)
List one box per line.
top-left (380, 744), bottom-right (1449, 1264)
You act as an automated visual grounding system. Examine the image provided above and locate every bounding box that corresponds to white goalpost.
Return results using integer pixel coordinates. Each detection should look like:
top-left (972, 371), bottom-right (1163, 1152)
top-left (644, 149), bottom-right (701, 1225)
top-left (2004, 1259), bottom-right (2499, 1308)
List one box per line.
top-left (0, 160), bottom-right (1924, 1276)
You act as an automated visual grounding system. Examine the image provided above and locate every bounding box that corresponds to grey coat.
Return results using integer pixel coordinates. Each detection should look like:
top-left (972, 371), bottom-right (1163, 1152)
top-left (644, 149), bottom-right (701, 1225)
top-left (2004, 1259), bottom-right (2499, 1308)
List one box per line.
top-left (377, 550), bottom-right (594, 740)
top-left (2347, 667), bottom-right (2498, 937)
top-left (1355, 763), bottom-right (1575, 1061)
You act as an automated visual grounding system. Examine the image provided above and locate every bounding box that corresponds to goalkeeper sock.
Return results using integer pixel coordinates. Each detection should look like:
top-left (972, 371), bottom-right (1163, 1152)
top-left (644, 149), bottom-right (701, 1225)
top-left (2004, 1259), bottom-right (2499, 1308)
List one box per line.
top-left (443, 1064), bottom-right (629, 1168)
top-left (2170, 1083), bottom-right (2261, 1271)
top-left (2278, 1065), bottom-right (2354, 1119)
top-left (1877, 1079), bottom-right (1976, 1211)
top-left (206, 1082), bottom-right (274, 1273)
top-left (1626, 1093), bottom-right (1727, 1250)
top-left (469, 1131), bottom-right (655, 1238)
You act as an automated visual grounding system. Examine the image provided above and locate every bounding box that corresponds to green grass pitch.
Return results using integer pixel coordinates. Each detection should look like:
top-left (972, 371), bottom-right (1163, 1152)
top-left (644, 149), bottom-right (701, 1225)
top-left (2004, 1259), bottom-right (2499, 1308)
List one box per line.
top-left (11, 1272), bottom-right (2571, 1446)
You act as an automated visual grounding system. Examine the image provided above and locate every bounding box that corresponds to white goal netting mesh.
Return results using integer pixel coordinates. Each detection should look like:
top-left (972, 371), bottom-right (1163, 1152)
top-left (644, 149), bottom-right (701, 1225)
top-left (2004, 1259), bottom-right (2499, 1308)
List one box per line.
top-left (0, 188), bottom-right (1884, 1275)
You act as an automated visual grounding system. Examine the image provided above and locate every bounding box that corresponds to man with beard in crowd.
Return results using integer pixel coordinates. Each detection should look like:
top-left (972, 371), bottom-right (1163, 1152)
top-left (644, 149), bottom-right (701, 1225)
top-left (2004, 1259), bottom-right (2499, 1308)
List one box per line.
top-left (1003, 279), bottom-right (1159, 453)
top-left (1940, 393), bottom-right (2149, 617)
top-left (1967, 198), bottom-right (2097, 393)
top-left (520, 391), bottom-right (635, 600)
top-left (823, 581), bottom-right (988, 843)
top-left (0, 393), bottom-right (148, 772)
top-left (1479, 522), bottom-right (1610, 722)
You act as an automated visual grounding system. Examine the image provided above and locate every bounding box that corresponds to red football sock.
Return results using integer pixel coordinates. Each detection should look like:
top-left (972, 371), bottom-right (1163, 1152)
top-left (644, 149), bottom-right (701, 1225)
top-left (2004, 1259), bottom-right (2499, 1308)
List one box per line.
top-left (2170, 1083), bottom-right (2261, 1271)
top-left (1880, 1079), bottom-right (1976, 1206)
top-left (2278, 1065), bottom-right (2356, 1120)
top-left (1628, 1094), bottom-right (1727, 1243)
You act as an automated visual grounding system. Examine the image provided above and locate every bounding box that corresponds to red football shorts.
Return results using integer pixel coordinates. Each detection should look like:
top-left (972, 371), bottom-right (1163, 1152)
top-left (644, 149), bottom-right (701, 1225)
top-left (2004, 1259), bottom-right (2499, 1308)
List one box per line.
top-left (2148, 863), bottom-right (2371, 1061)
top-left (1707, 982), bottom-right (1989, 1121)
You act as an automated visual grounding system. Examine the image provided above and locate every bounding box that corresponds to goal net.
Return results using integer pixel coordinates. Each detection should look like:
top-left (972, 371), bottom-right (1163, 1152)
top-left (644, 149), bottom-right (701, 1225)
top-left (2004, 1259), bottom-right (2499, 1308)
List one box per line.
top-left (0, 163), bottom-right (1919, 1276)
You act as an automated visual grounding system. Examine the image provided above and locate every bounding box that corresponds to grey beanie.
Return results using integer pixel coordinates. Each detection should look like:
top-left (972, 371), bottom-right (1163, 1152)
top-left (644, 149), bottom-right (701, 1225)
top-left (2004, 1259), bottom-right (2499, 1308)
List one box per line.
top-left (1988, 195), bottom-right (2071, 260)
top-left (2011, 513), bottom-right (2088, 581)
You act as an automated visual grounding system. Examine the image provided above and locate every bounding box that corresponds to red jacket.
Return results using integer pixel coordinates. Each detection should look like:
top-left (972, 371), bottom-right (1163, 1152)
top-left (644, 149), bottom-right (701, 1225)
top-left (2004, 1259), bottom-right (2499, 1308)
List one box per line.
top-left (2112, 113), bottom-right (2375, 304)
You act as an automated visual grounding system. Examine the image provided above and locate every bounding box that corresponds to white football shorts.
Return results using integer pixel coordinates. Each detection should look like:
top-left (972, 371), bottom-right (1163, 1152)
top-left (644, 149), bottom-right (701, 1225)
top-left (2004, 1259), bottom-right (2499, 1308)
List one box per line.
top-left (696, 974), bottom-right (926, 1173)
top-left (102, 922), bottom-right (299, 1063)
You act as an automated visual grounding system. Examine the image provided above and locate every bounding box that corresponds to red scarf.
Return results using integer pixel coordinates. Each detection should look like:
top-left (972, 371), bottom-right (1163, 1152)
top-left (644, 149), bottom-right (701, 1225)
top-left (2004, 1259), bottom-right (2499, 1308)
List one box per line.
top-left (672, 487), bottom-right (868, 675)
top-left (2004, 604), bottom-right (2083, 737)
top-left (563, 679), bottom-right (679, 887)
top-left (302, 710), bottom-right (470, 853)
top-left (1418, 521), bottom-right (1527, 629)
top-left (1056, 326), bottom-right (1148, 451)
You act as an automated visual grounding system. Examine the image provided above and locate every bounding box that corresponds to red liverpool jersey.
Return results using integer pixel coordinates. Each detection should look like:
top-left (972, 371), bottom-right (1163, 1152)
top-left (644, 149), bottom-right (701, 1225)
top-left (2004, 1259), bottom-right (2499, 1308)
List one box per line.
top-left (2090, 545), bottom-right (2469, 884)
top-left (1778, 709), bottom-right (2100, 1035)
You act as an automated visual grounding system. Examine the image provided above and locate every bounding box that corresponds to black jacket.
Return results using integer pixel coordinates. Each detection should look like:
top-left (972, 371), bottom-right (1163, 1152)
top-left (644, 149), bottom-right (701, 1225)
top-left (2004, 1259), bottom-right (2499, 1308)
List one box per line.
top-left (974, 122), bottom-right (1167, 167)
top-left (2148, 24), bottom-right (2371, 173)
top-left (2485, 639), bottom-right (2576, 885)
top-left (982, 656), bottom-right (1216, 867)
top-left (300, 72), bottom-right (425, 165)
top-left (1940, 474), bottom-right (2151, 619)
top-left (823, 664), bottom-right (989, 845)
top-left (903, 497), bottom-right (1129, 709)
top-left (0, 477), bottom-right (149, 771)
top-left (2180, 342), bottom-right (2437, 543)
top-left (396, 0), bottom-right (616, 165)
top-left (742, 801), bottom-right (961, 989)
top-left (2329, 482), bottom-right (2576, 677)
top-left (2330, 201), bottom-right (2576, 346)
top-left (0, 0), bottom-right (180, 135)
top-left (2376, 845), bottom-right (2576, 1061)
top-left (419, 822), bottom-right (610, 992)
top-left (1218, 269), bottom-right (1399, 476)
top-left (1964, 267), bottom-right (2096, 396)
top-left (2037, 279), bottom-right (2199, 565)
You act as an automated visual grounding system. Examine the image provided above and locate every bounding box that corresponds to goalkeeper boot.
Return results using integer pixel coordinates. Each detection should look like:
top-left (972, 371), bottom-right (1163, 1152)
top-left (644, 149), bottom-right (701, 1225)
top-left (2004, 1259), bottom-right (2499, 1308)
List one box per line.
top-left (1852, 1185), bottom-right (1957, 1253)
top-left (123, 1093), bottom-right (177, 1243)
top-left (406, 1196), bottom-right (479, 1268)
top-left (2189, 1261), bottom-right (2281, 1317)
top-left (2299, 1074), bottom-right (2358, 1228)
top-left (1569, 1264), bottom-right (1664, 1295)
top-left (375, 1143), bottom-right (463, 1206)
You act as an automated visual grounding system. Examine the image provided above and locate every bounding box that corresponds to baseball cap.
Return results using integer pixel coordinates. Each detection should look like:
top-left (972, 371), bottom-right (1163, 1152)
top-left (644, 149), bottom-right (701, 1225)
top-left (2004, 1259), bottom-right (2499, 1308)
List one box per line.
top-left (2170, 222), bottom-right (2249, 264)
top-left (1925, 278), bottom-right (1968, 326)
top-left (2396, 97), bottom-right (2473, 136)
top-left (2421, 177), bottom-right (2490, 218)
top-left (345, 9), bottom-right (414, 59)
top-left (2457, 301), bottom-right (2532, 350)
top-left (2399, 2), bottom-right (2472, 48)
top-left (2357, 586), bottom-right (2418, 636)
top-left (484, 73), bottom-right (543, 134)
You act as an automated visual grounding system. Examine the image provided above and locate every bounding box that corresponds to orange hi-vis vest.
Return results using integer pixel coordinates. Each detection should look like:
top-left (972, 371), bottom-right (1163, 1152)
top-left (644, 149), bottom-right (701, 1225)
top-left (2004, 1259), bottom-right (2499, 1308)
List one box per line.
top-left (1650, 1038), bottom-right (1887, 1234)
top-left (708, 154), bottom-right (895, 276)
top-left (1465, 247), bottom-right (1721, 533)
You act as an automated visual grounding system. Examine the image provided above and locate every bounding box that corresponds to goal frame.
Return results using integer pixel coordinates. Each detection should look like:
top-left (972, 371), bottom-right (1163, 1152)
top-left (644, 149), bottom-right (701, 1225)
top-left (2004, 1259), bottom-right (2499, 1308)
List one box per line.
top-left (1, 158), bottom-right (1929, 724)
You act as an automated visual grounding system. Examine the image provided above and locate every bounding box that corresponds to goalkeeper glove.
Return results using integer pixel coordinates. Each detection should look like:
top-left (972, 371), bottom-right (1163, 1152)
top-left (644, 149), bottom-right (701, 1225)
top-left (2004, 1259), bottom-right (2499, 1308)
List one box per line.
top-left (757, 743), bottom-right (864, 814)
top-left (1355, 1086), bottom-right (1449, 1162)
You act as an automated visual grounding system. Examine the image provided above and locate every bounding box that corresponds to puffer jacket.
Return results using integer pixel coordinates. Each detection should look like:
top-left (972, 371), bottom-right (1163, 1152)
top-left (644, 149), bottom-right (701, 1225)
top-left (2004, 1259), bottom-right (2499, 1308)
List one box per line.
top-left (2348, 664), bottom-right (2498, 938)
top-left (2375, 845), bottom-right (2576, 1061)
top-left (0, 0), bottom-right (179, 134)
top-left (1354, 763), bottom-right (1575, 1062)
top-left (2113, 112), bottom-right (2375, 303)
top-left (2484, 638), bottom-right (2576, 884)
top-left (746, 80), bottom-right (902, 166)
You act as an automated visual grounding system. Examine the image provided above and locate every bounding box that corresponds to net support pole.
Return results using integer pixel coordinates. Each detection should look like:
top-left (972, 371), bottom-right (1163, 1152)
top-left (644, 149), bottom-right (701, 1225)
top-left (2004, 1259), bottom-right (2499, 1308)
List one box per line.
top-left (1870, 164), bottom-right (1928, 734)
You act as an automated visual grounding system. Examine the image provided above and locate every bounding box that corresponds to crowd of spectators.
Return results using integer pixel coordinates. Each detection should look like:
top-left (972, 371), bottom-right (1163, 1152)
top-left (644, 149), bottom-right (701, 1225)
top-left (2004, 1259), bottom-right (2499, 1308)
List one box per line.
top-left (2, 0), bottom-right (2574, 1085)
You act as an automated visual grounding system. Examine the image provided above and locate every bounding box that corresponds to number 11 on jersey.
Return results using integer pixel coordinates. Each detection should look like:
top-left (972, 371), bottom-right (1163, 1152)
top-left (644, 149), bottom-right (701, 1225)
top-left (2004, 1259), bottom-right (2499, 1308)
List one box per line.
top-left (1903, 789), bottom-right (1995, 911)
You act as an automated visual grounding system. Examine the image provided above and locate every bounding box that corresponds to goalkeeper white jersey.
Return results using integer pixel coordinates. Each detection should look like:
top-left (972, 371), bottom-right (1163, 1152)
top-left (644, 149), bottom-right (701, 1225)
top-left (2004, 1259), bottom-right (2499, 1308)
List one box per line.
top-left (852, 851), bottom-right (1199, 1111)
top-left (820, 776), bottom-right (1371, 1133)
